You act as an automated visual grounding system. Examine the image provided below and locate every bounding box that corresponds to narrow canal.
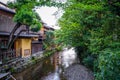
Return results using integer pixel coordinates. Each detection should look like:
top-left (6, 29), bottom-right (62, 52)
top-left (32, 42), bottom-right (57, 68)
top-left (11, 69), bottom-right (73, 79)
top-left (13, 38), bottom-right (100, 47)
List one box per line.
top-left (13, 48), bottom-right (77, 80)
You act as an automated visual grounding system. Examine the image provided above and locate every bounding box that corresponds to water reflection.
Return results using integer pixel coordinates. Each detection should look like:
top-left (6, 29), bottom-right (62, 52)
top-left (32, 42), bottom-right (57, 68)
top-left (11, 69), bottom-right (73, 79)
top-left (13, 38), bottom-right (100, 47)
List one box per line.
top-left (13, 48), bottom-right (77, 80)
top-left (42, 47), bottom-right (77, 80)
top-left (13, 62), bottom-right (43, 80)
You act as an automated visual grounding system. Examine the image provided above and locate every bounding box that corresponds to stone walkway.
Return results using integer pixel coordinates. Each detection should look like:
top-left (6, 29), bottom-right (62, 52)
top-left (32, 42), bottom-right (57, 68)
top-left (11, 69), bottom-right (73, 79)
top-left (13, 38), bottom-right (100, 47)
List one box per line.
top-left (64, 64), bottom-right (94, 80)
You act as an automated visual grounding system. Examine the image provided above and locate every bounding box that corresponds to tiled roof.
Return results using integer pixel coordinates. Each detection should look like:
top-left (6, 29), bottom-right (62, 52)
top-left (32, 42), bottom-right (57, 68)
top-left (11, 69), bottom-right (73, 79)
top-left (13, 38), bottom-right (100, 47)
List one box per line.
top-left (43, 24), bottom-right (55, 30)
top-left (19, 34), bottom-right (39, 38)
top-left (0, 1), bottom-right (15, 14)
top-left (0, 31), bottom-right (39, 38)
top-left (0, 31), bottom-right (9, 36)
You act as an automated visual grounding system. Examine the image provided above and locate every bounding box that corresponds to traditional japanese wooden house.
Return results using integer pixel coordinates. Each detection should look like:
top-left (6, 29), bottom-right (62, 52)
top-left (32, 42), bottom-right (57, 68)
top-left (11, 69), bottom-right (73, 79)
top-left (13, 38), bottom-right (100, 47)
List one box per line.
top-left (31, 22), bottom-right (55, 54)
top-left (0, 2), bottom-right (39, 63)
top-left (40, 22), bottom-right (55, 39)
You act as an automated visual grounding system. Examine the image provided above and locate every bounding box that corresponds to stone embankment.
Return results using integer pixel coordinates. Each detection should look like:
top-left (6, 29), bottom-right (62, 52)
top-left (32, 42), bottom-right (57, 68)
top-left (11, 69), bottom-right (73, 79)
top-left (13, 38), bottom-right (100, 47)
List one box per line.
top-left (0, 51), bottom-right (43, 73)
top-left (64, 64), bottom-right (94, 80)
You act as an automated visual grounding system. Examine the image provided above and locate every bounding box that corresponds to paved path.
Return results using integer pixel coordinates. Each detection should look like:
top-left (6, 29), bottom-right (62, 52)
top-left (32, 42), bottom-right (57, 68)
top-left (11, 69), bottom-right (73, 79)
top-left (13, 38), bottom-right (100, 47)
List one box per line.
top-left (64, 64), bottom-right (94, 80)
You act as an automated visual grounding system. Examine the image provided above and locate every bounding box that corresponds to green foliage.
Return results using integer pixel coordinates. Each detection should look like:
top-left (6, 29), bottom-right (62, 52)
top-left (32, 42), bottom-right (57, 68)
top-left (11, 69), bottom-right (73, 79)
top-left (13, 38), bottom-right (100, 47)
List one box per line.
top-left (57, 0), bottom-right (120, 80)
top-left (43, 30), bottom-right (63, 56)
top-left (58, 2), bottom-right (103, 46)
top-left (31, 56), bottom-right (35, 60)
top-left (102, 0), bottom-right (120, 16)
top-left (14, 8), bottom-right (33, 25)
top-left (89, 9), bottom-right (120, 80)
top-left (82, 56), bottom-right (94, 70)
top-left (7, 0), bottom-right (42, 32)
top-left (96, 49), bottom-right (120, 80)
top-left (43, 50), bottom-right (55, 57)
top-left (58, 1), bottom-right (103, 70)
top-left (7, 0), bottom-right (65, 32)
top-left (10, 67), bottom-right (15, 73)
top-left (43, 30), bottom-right (55, 50)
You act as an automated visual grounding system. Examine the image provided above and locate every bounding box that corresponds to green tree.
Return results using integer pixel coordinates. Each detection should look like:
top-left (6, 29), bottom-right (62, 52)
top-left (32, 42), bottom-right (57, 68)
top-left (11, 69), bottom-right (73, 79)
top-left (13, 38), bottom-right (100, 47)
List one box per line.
top-left (43, 30), bottom-right (55, 51)
top-left (58, 1), bottom-right (103, 62)
top-left (57, 0), bottom-right (120, 79)
top-left (7, 0), bottom-right (41, 49)
top-left (7, 0), bottom-right (64, 49)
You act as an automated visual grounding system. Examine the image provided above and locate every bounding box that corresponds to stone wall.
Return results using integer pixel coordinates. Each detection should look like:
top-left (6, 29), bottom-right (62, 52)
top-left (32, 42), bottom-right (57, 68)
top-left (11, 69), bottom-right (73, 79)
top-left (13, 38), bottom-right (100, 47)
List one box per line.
top-left (0, 51), bottom-right (43, 73)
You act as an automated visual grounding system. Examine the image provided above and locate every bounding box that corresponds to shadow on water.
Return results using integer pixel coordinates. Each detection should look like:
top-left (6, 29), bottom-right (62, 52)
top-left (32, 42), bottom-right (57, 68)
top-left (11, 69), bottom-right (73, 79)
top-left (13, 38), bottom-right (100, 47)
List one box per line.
top-left (12, 61), bottom-right (43, 80)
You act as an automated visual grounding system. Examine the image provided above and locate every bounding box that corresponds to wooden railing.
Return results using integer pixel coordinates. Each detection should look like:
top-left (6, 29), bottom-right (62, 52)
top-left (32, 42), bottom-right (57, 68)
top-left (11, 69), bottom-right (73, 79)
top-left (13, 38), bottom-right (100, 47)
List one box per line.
top-left (0, 48), bottom-right (21, 63)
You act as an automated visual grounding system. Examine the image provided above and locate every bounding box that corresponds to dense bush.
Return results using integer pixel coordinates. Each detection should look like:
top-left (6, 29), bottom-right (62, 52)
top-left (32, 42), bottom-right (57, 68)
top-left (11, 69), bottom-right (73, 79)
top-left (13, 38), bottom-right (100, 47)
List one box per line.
top-left (57, 0), bottom-right (120, 80)
top-left (96, 49), bottom-right (120, 80)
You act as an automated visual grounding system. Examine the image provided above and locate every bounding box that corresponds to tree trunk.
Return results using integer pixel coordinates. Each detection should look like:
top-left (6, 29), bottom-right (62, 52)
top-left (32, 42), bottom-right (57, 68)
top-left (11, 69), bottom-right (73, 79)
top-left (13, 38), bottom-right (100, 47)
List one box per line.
top-left (8, 22), bottom-right (22, 49)
top-left (8, 29), bottom-right (27, 49)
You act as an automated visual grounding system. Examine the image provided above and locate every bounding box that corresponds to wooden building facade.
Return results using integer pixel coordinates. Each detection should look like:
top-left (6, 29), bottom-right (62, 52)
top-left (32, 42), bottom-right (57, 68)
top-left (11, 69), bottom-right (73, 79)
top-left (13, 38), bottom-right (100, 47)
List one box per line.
top-left (0, 2), bottom-right (55, 63)
top-left (0, 2), bottom-right (39, 63)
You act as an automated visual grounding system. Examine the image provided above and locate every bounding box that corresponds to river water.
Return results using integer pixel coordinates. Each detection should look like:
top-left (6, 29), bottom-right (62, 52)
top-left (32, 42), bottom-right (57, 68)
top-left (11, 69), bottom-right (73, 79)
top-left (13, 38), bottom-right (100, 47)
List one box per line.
top-left (13, 48), bottom-right (77, 80)
top-left (41, 48), bottom-right (77, 80)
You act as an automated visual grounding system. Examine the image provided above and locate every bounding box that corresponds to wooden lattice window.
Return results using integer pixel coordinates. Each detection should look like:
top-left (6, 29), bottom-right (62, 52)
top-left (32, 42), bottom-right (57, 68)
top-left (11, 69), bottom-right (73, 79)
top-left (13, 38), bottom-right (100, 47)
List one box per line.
top-left (24, 49), bottom-right (30, 56)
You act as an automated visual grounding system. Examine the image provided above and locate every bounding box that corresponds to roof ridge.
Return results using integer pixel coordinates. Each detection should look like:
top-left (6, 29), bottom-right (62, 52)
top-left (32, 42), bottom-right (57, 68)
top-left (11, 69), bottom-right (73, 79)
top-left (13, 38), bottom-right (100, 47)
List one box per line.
top-left (0, 1), bottom-right (15, 14)
top-left (0, 1), bottom-right (8, 7)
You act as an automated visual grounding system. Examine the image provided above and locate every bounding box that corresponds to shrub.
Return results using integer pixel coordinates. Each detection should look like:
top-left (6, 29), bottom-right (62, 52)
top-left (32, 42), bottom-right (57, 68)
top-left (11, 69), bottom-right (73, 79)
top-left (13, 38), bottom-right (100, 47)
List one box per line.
top-left (83, 55), bottom-right (94, 70)
top-left (96, 49), bottom-right (120, 80)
